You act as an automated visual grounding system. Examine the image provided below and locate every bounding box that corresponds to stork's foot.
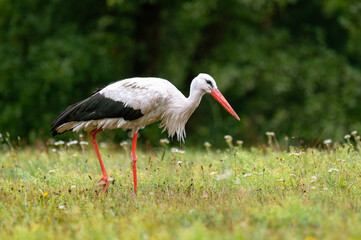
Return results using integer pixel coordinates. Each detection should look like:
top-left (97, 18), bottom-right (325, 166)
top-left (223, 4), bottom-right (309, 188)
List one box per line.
top-left (97, 176), bottom-right (115, 190)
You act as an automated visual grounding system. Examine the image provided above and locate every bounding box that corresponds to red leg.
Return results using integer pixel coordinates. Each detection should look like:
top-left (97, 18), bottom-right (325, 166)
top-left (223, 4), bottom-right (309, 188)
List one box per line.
top-left (90, 128), bottom-right (110, 190)
top-left (131, 132), bottom-right (138, 194)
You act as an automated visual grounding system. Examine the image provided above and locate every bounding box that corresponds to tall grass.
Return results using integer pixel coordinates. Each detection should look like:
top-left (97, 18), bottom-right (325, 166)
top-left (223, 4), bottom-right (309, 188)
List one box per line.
top-left (1, 133), bottom-right (361, 239)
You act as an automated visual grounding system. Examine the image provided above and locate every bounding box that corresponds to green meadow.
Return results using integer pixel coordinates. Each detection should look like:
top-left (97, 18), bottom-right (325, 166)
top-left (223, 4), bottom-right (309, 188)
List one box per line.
top-left (1, 134), bottom-right (361, 240)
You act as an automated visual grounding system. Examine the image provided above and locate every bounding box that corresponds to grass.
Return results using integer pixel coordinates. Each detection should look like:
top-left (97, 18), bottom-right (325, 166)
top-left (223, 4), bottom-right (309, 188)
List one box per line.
top-left (1, 135), bottom-right (361, 240)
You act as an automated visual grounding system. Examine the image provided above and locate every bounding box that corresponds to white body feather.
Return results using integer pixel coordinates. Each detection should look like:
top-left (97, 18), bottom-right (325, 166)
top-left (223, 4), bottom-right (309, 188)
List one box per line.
top-left (56, 77), bottom-right (208, 142)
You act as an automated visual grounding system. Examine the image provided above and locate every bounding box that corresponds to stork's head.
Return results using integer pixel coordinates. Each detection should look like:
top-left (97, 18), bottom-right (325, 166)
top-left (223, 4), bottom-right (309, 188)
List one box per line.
top-left (192, 73), bottom-right (240, 121)
top-left (192, 73), bottom-right (218, 94)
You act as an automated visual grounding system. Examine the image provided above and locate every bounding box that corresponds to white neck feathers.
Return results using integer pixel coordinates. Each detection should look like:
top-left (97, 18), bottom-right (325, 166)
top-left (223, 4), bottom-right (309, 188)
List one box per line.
top-left (160, 89), bottom-right (205, 142)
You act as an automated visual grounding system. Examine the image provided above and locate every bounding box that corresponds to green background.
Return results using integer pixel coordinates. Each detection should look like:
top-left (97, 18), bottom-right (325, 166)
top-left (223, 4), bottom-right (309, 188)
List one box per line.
top-left (1, 0), bottom-right (361, 146)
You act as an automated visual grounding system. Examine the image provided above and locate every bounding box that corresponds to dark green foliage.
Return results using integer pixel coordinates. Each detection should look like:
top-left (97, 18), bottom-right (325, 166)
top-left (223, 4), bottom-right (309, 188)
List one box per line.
top-left (1, 0), bottom-right (361, 145)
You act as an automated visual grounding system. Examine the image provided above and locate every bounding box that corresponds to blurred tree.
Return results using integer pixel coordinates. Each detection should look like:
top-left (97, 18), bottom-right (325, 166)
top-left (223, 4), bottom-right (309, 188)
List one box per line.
top-left (0, 0), bottom-right (360, 146)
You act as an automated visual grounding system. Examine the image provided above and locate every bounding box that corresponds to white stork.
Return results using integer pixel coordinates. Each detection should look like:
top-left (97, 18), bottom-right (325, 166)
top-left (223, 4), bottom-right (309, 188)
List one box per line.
top-left (51, 73), bottom-right (239, 194)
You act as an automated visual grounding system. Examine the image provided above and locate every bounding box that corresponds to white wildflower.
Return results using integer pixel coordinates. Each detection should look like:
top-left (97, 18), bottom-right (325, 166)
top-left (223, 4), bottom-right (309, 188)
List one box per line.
top-left (216, 170), bottom-right (232, 180)
top-left (171, 148), bottom-right (185, 154)
top-left (177, 161), bottom-right (182, 164)
top-left (224, 135), bottom-right (233, 141)
top-left (160, 138), bottom-right (169, 145)
top-left (54, 140), bottom-right (65, 146)
top-left (204, 142), bottom-right (211, 148)
top-left (71, 185), bottom-right (76, 189)
top-left (344, 134), bottom-right (351, 140)
top-left (79, 141), bottom-right (88, 145)
top-left (351, 131), bottom-right (357, 136)
top-left (209, 171), bottom-right (217, 176)
top-left (328, 168), bottom-right (339, 173)
top-left (120, 141), bottom-right (128, 147)
top-left (323, 139), bottom-right (332, 145)
top-left (67, 140), bottom-right (78, 146)
top-left (243, 173), bottom-right (252, 178)
top-left (356, 136), bottom-right (361, 141)
top-left (58, 205), bottom-right (65, 210)
top-left (52, 148), bottom-right (57, 152)
top-left (236, 140), bottom-right (244, 146)
top-left (265, 132), bottom-right (275, 136)
top-left (159, 138), bottom-right (169, 145)
top-left (48, 170), bottom-right (55, 173)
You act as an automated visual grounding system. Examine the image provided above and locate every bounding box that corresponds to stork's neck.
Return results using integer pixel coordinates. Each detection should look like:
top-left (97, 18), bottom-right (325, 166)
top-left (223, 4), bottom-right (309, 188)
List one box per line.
top-left (187, 88), bottom-right (205, 112)
top-left (160, 88), bottom-right (205, 142)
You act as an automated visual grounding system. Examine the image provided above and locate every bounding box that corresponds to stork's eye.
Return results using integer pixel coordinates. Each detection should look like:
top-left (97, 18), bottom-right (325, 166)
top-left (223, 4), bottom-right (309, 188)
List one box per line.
top-left (206, 80), bottom-right (213, 87)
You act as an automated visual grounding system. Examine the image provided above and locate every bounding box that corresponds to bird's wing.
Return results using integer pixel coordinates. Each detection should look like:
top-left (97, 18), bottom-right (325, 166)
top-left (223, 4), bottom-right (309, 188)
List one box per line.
top-left (51, 77), bottom-right (181, 135)
top-left (50, 92), bottom-right (145, 133)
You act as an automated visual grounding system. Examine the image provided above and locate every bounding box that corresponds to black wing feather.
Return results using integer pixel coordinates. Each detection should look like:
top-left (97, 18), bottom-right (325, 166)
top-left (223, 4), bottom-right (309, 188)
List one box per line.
top-left (50, 93), bottom-right (143, 135)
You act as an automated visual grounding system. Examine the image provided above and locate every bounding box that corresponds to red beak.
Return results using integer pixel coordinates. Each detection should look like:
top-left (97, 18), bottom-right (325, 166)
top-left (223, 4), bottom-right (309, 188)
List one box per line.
top-left (210, 89), bottom-right (240, 121)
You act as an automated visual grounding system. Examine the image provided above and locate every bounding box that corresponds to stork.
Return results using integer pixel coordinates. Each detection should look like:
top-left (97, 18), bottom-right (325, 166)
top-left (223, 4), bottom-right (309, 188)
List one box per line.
top-left (51, 73), bottom-right (239, 194)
